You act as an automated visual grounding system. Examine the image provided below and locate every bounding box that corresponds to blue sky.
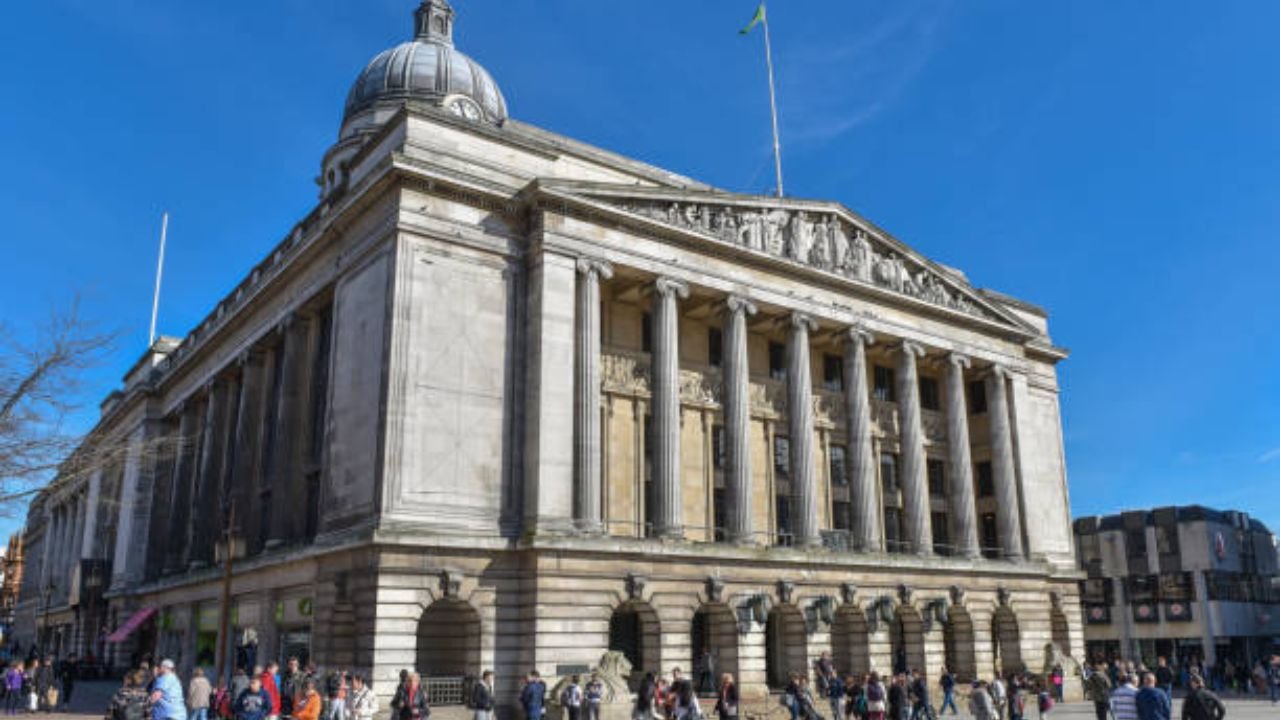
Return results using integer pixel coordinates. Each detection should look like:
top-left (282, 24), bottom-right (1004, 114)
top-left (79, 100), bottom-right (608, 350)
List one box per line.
top-left (2, 1), bottom-right (1278, 539)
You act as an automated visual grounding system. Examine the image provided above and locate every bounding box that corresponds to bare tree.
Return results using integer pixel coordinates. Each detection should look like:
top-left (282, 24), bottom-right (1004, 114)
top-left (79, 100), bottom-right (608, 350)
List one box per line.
top-left (0, 298), bottom-right (117, 512)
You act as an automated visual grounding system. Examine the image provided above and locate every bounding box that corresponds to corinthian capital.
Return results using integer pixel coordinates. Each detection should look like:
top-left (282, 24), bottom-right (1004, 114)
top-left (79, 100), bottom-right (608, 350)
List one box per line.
top-left (652, 276), bottom-right (690, 300)
top-left (576, 257), bottom-right (614, 280)
top-left (723, 294), bottom-right (758, 318)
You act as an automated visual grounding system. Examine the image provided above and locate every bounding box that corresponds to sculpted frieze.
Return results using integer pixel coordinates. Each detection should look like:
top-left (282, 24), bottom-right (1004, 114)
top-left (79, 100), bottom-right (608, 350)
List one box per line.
top-left (872, 400), bottom-right (899, 436)
top-left (613, 199), bottom-right (990, 320)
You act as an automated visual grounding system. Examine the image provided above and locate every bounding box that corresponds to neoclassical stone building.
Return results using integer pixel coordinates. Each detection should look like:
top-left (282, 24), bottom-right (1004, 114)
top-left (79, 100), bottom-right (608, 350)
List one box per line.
top-left (15, 0), bottom-right (1083, 709)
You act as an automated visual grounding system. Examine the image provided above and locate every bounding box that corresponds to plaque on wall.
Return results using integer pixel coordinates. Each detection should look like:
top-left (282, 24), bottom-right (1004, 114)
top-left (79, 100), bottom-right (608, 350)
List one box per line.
top-left (1163, 601), bottom-right (1192, 622)
top-left (1132, 603), bottom-right (1158, 623)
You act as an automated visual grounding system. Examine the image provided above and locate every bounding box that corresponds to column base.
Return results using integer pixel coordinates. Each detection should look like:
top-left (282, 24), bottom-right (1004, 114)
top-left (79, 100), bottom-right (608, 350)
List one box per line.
top-left (651, 526), bottom-right (685, 541)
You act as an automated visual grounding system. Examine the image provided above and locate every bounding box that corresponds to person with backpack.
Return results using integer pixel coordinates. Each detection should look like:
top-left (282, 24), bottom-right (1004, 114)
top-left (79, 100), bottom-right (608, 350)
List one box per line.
top-left (106, 671), bottom-right (149, 720)
top-left (471, 671), bottom-right (495, 720)
top-left (938, 668), bottom-right (957, 717)
top-left (968, 682), bottom-right (994, 720)
top-left (521, 671), bottom-right (547, 720)
top-left (846, 676), bottom-right (865, 720)
top-left (582, 674), bottom-right (602, 720)
top-left (233, 677), bottom-right (271, 720)
top-left (559, 675), bottom-right (583, 720)
top-left (715, 674), bottom-right (738, 720)
top-left (865, 673), bottom-right (887, 720)
top-left (1086, 664), bottom-right (1113, 720)
top-left (1180, 675), bottom-right (1224, 720)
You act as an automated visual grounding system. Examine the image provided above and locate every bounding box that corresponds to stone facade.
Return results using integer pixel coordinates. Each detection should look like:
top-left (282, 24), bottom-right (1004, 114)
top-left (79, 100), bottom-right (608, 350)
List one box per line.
top-left (13, 1), bottom-right (1084, 713)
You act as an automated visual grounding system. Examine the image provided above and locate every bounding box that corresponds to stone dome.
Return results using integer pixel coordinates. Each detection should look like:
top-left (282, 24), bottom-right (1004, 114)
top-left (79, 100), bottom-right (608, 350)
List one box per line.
top-left (341, 0), bottom-right (507, 134)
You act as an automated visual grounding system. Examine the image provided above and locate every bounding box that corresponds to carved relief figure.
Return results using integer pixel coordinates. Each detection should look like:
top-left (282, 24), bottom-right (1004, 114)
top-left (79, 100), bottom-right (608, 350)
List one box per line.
top-left (740, 211), bottom-right (764, 250)
top-left (788, 212), bottom-right (813, 262)
top-left (850, 230), bottom-right (873, 282)
top-left (764, 209), bottom-right (790, 255)
top-left (829, 216), bottom-right (850, 271)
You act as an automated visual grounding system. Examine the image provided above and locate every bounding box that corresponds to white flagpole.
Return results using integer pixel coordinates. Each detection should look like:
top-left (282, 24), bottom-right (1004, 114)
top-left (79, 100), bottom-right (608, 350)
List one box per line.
top-left (148, 211), bottom-right (169, 346)
top-left (761, 3), bottom-right (785, 198)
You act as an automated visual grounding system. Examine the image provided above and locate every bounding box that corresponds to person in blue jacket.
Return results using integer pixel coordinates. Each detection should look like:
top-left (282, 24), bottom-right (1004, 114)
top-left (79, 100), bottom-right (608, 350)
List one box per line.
top-left (520, 671), bottom-right (546, 720)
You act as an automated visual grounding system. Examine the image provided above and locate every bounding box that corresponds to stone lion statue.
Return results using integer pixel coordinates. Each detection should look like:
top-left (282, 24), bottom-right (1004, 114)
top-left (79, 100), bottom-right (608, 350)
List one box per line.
top-left (548, 651), bottom-right (635, 710)
top-left (1043, 642), bottom-right (1083, 678)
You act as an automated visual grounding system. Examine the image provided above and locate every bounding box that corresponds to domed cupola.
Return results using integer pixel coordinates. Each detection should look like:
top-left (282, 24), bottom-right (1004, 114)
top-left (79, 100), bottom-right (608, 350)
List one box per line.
top-left (341, 0), bottom-right (507, 137)
top-left (320, 0), bottom-right (507, 199)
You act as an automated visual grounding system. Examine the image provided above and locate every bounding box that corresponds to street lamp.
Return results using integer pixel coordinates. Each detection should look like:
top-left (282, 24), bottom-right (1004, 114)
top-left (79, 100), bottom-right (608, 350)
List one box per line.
top-left (40, 581), bottom-right (56, 653)
top-left (213, 499), bottom-right (245, 687)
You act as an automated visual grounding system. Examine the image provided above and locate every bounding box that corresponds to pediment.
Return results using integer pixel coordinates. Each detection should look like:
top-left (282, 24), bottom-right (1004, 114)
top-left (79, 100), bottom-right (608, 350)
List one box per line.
top-left (535, 181), bottom-right (1030, 333)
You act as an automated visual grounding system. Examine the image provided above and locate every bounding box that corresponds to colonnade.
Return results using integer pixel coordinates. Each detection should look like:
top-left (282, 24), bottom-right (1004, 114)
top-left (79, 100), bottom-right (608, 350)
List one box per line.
top-left (571, 264), bottom-right (1025, 559)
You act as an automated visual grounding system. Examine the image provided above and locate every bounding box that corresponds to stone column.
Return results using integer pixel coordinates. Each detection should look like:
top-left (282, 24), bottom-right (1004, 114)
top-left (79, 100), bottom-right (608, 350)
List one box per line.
top-left (843, 327), bottom-right (881, 552)
top-left (650, 276), bottom-right (689, 539)
top-left (895, 341), bottom-right (932, 555)
top-left (574, 258), bottom-right (612, 534)
top-left (167, 401), bottom-right (200, 571)
top-left (267, 315), bottom-right (307, 548)
top-left (944, 353), bottom-right (980, 559)
top-left (786, 313), bottom-right (820, 548)
top-left (80, 469), bottom-right (103, 558)
top-left (231, 351), bottom-right (266, 537)
top-left (722, 295), bottom-right (757, 544)
top-left (191, 379), bottom-right (231, 568)
top-left (986, 365), bottom-right (1025, 560)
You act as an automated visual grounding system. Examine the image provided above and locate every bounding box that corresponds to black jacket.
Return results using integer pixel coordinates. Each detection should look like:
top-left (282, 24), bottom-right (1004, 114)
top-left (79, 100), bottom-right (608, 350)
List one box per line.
top-left (471, 683), bottom-right (494, 712)
top-left (1180, 689), bottom-right (1224, 720)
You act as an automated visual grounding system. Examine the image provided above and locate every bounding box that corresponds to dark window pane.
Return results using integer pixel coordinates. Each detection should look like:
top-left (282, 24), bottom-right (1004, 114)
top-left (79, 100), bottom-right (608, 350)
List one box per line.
top-left (968, 380), bottom-right (987, 414)
top-left (932, 511), bottom-right (950, 555)
top-left (823, 354), bottom-right (844, 391)
top-left (776, 494), bottom-right (793, 545)
top-left (884, 508), bottom-right (903, 553)
top-left (880, 452), bottom-right (898, 494)
top-left (642, 312), bottom-right (653, 353)
top-left (829, 445), bottom-right (848, 486)
top-left (713, 425), bottom-right (725, 470)
top-left (833, 501), bottom-right (851, 531)
top-left (874, 365), bottom-right (896, 402)
top-left (773, 436), bottom-right (790, 479)
top-left (769, 342), bottom-right (786, 380)
top-left (713, 488), bottom-right (727, 541)
top-left (708, 327), bottom-right (723, 367)
top-left (981, 513), bottom-right (999, 558)
top-left (927, 459), bottom-right (946, 496)
top-left (976, 461), bottom-right (994, 497)
top-left (919, 377), bottom-right (940, 411)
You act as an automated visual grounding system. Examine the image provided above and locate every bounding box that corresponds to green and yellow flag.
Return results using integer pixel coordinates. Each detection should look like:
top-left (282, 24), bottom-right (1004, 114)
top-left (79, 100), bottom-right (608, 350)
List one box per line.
top-left (739, 3), bottom-right (766, 34)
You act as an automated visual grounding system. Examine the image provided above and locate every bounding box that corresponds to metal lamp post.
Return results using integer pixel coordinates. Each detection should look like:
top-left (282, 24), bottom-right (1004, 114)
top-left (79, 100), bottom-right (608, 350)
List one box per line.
top-left (40, 582), bottom-right (55, 653)
top-left (214, 500), bottom-right (244, 687)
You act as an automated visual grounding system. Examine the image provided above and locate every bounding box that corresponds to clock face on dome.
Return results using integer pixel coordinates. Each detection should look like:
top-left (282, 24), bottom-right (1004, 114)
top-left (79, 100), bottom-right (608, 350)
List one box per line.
top-left (445, 95), bottom-right (483, 122)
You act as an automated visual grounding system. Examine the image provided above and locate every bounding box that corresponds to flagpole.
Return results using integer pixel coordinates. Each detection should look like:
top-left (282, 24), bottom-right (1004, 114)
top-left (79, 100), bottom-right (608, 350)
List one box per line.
top-left (148, 211), bottom-right (169, 346)
top-left (761, 3), bottom-right (784, 198)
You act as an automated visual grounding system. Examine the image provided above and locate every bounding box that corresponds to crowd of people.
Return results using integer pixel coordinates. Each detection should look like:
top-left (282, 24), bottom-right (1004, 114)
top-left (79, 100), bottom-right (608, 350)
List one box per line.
top-left (0, 654), bottom-right (80, 713)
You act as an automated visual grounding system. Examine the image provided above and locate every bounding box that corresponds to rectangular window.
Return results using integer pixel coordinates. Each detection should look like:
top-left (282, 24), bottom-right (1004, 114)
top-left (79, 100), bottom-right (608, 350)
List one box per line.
top-left (932, 511), bottom-right (950, 555)
top-left (880, 452), bottom-right (899, 494)
top-left (829, 444), bottom-right (848, 486)
top-left (968, 380), bottom-right (987, 414)
top-left (773, 436), bottom-right (791, 479)
top-left (975, 461), bottom-right (994, 497)
top-left (712, 425), bottom-right (725, 470)
top-left (769, 342), bottom-right (786, 380)
top-left (833, 501), bottom-right (852, 531)
top-left (775, 494), bottom-right (793, 546)
top-left (981, 513), bottom-right (999, 559)
top-left (643, 415), bottom-right (654, 536)
top-left (642, 312), bottom-right (653, 353)
top-left (823, 354), bottom-right (844, 391)
top-left (1126, 528), bottom-right (1148, 559)
top-left (884, 508), bottom-right (903, 553)
top-left (919, 377), bottom-right (940, 411)
top-left (874, 365), bottom-right (896, 402)
top-left (927, 458), bottom-right (946, 496)
top-left (713, 488), bottom-right (727, 542)
top-left (708, 327), bottom-right (723, 368)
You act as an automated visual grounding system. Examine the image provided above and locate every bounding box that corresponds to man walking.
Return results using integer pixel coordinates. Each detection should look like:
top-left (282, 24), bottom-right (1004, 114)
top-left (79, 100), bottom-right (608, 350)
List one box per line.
top-left (938, 668), bottom-right (957, 716)
top-left (1136, 674), bottom-right (1171, 720)
top-left (471, 671), bottom-right (495, 720)
top-left (1111, 675), bottom-right (1139, 720)
top-left (149, 660), bottom-right (188, 720)
top-left (520, 671), bottom-right (546, 720)
top-left (1180, 676), bottom-right (1223, 720)
top-left (1085, 664), bottom-right (1114, 720)
top-left (1155, 659), bottom-right (1174, 702)
top-left (187, 668), bottom-right (212, 720)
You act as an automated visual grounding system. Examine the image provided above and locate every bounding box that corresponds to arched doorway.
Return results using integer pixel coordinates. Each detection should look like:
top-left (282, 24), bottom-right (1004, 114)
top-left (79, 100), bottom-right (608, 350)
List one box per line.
top-left (416, 598), bottom-right (481, 678)
top-left (610, 601), bottom-right (661, 686)
top-left (765, 605), bottom-right (807, 690)
top-left (691, 605), bottom-right (738, 694)
top-left (992, 607), bottom-right (1022, 677)
top-left (831, 605), bottom-right (871, 678)
top-left (1050, 608), bottom-right (1071, 655)
top-left (943, 606), bottom-right (977, 682)
top-left (890, 606), bottom-right (926, 677)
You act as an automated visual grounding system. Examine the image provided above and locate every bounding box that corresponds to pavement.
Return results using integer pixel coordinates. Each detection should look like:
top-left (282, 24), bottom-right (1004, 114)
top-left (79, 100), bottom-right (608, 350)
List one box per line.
top-left (24, 682), bottom-right (1280, 720)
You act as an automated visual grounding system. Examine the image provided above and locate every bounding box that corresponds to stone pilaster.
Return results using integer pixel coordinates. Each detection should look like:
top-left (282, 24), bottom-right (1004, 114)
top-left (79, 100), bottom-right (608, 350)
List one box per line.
top-left (895, 341), bottom-right (932, 555)
top-left (722, 295), bottom-right (757, 544)
top-left (986, 365), bottom-right (1024, 560)
top-left (650, 276), bottom-right (689, 539)
top-left (944, 353), bottom-right (980, 559)
top-left (80, 469), bottom-right (102, 559)
top-left (786, 312), bottom-right (820, 547)
top-left (574, 258), bottom-right (612, 534)
top-left (231, 351), bottom-right (266, 537)
top-left (843, 327), bottom-right (881, 552)
top-left (268, 314), bottom-right (309, 548)
top-left (165, 402), bottom-right (199, 572)
top-left (191, 378), bottom-right (231, 568)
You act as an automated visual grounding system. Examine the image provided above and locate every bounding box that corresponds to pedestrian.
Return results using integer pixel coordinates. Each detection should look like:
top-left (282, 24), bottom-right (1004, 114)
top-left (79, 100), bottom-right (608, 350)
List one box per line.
top-left (888, 675), bottom-right (909, 720)
top-left (1155, 659), bottom-right (1174, 702)
top-left (257, 665), bottom-right (280, 720)
top-left (4, 663), bottom-right (22, 716)
top-left (57, 656), bottom-right (76, 710)
top-left (1050, 666), bottom-right (1063, 704)
top-left (34, 659), bottom-right (54, 713)
top-left (322, 671), bottom-right (345, 720)
top-left (1085, 664), bottom-right (1113, 720)
top-left (293, 680), bottom-right (320, 720)
top-left (1035, 683), bottom-right (1053, 720)
top-left (280, 659), bottom-right (307, 720)
top-left (828, 671), bottom-right (847, 720)
top-left (968, 682), bottom-right (994, 720)
top-left (1270, 656), bottom-right (1280, 705)
top-left (715, 674), bottom-right (739, 720)
top-left (909, 671), bottom-right (932, 720)
top-left (672, 676), bottom-right (699, 720)
top-left (990, 676), bottom-right (1006, 720)
top-left (522, 671), bottom-right (547, 720)
top-left (1136, 674), bottom-right (1171, 720)
top-left (784, 674), bottom-right (801, 720)
top-left (632, 673), bottom-right (654, 720)
top-left (795, 677), bottom-right (821, 720)
top-left (390, 673), bottom-right (428, 720)
top-left (559, 675), bottom-right (583, 720)
top-left (865, 673), bottom-right (887, 720)
top-left (471, 671), bottom-right (495, 720)
top-left (938, 668), bottom-right (957, 717)
top-left (188, 668), bottom-right (213, 720)
top-left (1111, 674), bottom-right (1139, 720)
top-left (232, 677), bottom-right (271, 720)
top-left (229, 670), bottom-right (250, 713)
top-left (23, 661), bottom-right (37, 714)
top-left (846, 676), bottom-right (865, 720)
top-left (106, 670), bottom-right (149, 720)
top-left (582, 674), bottom-right (602, 720)
top-left (1180, 676), bottom-right (1224, 720)
top-left (347, 677), bottom-right (377, 720)
top-left (149, 660), bottom-right (188, 720)
top-left (1008, 678), bottom-right (1026, 720)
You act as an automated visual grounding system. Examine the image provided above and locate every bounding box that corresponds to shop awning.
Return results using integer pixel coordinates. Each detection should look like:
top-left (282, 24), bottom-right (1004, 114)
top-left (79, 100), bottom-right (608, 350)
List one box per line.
top-left (105, 606), bottom-right (158, 643)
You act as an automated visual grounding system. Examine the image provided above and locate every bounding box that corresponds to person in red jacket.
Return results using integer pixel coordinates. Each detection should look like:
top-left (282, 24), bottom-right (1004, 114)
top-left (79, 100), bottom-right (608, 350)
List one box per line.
top-left (258, 663), bottom-right (281, 720)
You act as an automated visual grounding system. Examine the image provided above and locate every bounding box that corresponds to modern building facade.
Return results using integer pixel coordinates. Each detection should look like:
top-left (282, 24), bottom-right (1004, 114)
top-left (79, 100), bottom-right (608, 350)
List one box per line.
top-left (1074, 506), bottom-right (1280, 671)
top-left (14, 0), bottom-right (1083, 709)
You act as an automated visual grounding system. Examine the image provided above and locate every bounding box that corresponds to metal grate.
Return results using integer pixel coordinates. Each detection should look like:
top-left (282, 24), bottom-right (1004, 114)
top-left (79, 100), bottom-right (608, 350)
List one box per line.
top-left (424, 676), bottom-right (465, 707)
